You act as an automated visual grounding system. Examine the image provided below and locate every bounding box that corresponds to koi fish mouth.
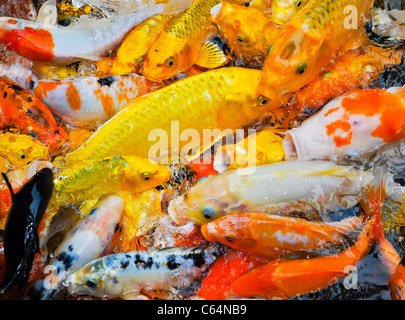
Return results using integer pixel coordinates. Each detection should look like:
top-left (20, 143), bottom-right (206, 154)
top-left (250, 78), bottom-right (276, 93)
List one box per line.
top-left (167, 195), bottom-right (189, 225)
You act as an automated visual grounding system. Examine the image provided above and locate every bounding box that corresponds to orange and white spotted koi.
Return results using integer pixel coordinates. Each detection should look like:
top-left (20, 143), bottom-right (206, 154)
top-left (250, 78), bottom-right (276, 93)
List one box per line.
top-left (283, 86), bottom-right (405, 163)
top-left (33, 74), bottom-right (163, 128)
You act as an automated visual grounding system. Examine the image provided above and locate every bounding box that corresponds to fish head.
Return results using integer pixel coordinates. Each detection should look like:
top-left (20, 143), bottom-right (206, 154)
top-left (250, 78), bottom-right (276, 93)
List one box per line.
top-left (120, 156), bottom-right (171, 193)
top-left (66, 260), bottom-right (122, 299)
top-left (270, 0), bottom-right (308, 25)
top-left (201, 214), bottom-right (257, 250)
top-left (168, 172), bottom-right (244, 225)
top-left (258, 26), bottom-right (326, 101)
top-left (143, 33), bottom-right (193, 81)
top-left (211, 2), bottom-right (275, 60)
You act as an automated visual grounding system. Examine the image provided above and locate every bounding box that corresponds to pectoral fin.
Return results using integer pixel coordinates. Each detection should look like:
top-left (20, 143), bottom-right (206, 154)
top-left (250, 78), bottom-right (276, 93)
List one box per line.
top-left (195, 41), bottom-right (227, 69)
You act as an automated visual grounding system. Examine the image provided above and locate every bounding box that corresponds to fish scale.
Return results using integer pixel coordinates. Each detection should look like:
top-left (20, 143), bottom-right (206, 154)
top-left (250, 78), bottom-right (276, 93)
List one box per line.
top-left (65, 67), bottom-right (267, 163)
top-left (290, 0), bottom-right (369, 40)
top-left (167, 0), bottom-right (220, 39)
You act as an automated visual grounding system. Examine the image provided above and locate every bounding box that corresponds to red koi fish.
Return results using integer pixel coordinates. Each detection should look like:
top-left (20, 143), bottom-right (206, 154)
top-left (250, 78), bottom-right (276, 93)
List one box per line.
top-left (196, 249), bottom-right (261, 300)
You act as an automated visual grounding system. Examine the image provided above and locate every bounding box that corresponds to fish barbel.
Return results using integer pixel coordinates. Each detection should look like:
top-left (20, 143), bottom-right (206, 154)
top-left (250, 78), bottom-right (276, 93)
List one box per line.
top-left (257, 0), bottom-right (374, 101)
top-left (65, 67), bottom-right (274, 163)
top-left (168, 160), bottom-right (374, 225)
top-left (66, 243), bottom-right (225, 299)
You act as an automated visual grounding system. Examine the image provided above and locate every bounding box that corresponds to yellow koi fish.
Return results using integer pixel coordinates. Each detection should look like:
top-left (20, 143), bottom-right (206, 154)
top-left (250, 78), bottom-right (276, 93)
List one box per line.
top-left (52, 155), bottom-right (170, 207)
top-left (111, 13), bottom-right (175, 76)
top-left (211, 1), bottom-right (279, 67)
top-left (65, 67), bottom-right (276, 164)
top-left (270, 0), bottom-right (311, 25)
top-left (143, 0), bottom-right (228, 81)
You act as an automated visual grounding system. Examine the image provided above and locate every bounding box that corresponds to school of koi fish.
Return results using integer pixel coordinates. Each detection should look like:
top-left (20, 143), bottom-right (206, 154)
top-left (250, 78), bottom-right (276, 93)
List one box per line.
top-left (0, 0), bottom-right (405, 301)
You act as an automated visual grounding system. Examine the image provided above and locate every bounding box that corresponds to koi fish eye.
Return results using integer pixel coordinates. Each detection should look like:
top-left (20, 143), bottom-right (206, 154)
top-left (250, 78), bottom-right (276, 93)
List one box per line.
top-left (166, 57), bottom-right (175, 67)
top-left (86, 279), bottom-right (98, 290)
top-left (202, 207), bottom-right (216, 220)
top-left (226, 236), bottom-right (234, 242)
top-left (141, 171), bottom-right (154, 181)
top-left (257, 95), bottom-right (269, 105)
top-left (237, 34), bottom-right (246, 43)
top-left (296, 62), bottom-right (307, 74)
top-left (295, 0), bottom-right (302, 7)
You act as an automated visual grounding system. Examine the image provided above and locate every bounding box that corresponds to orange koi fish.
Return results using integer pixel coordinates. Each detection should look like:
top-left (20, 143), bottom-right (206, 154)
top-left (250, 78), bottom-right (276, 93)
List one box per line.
top-left (230, 215), bottom-right (375, 299)
top-left (33, 74), bottom-right (163, 128)
top-left (283, 86), bottom-right (405, 163)
top-left (295, 53), bottom-right (383, 110)
top-left (257, 0), bottom-right (374, 101)
top-left (390, 256), bottom-right (405, 300)
top-left (0, 76), bottom-right (67, 153)
top-left (201, 212), bottom-right (365, 260)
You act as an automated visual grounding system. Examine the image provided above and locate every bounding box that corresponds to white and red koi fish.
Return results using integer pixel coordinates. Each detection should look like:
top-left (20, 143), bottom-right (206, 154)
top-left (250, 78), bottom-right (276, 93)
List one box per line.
top-left (33, 74), bottom-right (163, 128)
top-left (283, 86), bottom-right (405, 163)
top-left (0, 3), bottom-right (165, 64)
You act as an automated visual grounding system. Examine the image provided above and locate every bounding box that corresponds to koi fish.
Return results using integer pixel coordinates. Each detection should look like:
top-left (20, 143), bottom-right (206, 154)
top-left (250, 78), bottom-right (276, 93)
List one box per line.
top-left (25, 195), bottom-right (124, 300)
top-left (66, 243), bottom-right (225, 299)
top-left (283, 86), bottom-right (405, 163)
top-left (0, 132), bottom-right (49, 169)
top-left (52, 155), bottom-right (171, 207)
top-left (257, 0), bottom-right (374, 101)
top-left (0, 76), bottom-right (68, 154)
top-left (0, 3), bottom-right (166, 63)
top-left (389, 256), bottom-right (405, 300)
top-left (0, 167), bottom-right (54, 295)
top-left (210, 1), bottom-right (279, 67)
top-left (0, 160), bottom-right (53, 228)
top-left (32, 74), bottom-right (163, 128)
top-left (295, 53), bottom-right (382, 110)
top-left (113, 189), bottom-right (168, 253)
top-left (64, 67), bottom-right (275, 163)
top-left (111, 13), bottom-right (175, 76)
top-left (230, 214), bottom-right (375, 299)
top-left (168, 160), bottom-right (374, 225)
top-left (201, 212), bottom-right (365, 260)
top-left (196, 249), bottom-right (261, 300)
top-left (0, 43), bottom-right (34, 90)
top-left (143, 0), bottom-right (227, 82)
top-left (269, 0), bottom-right (310, 25)
top-left (212, 128), bottom-right (285, 172)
